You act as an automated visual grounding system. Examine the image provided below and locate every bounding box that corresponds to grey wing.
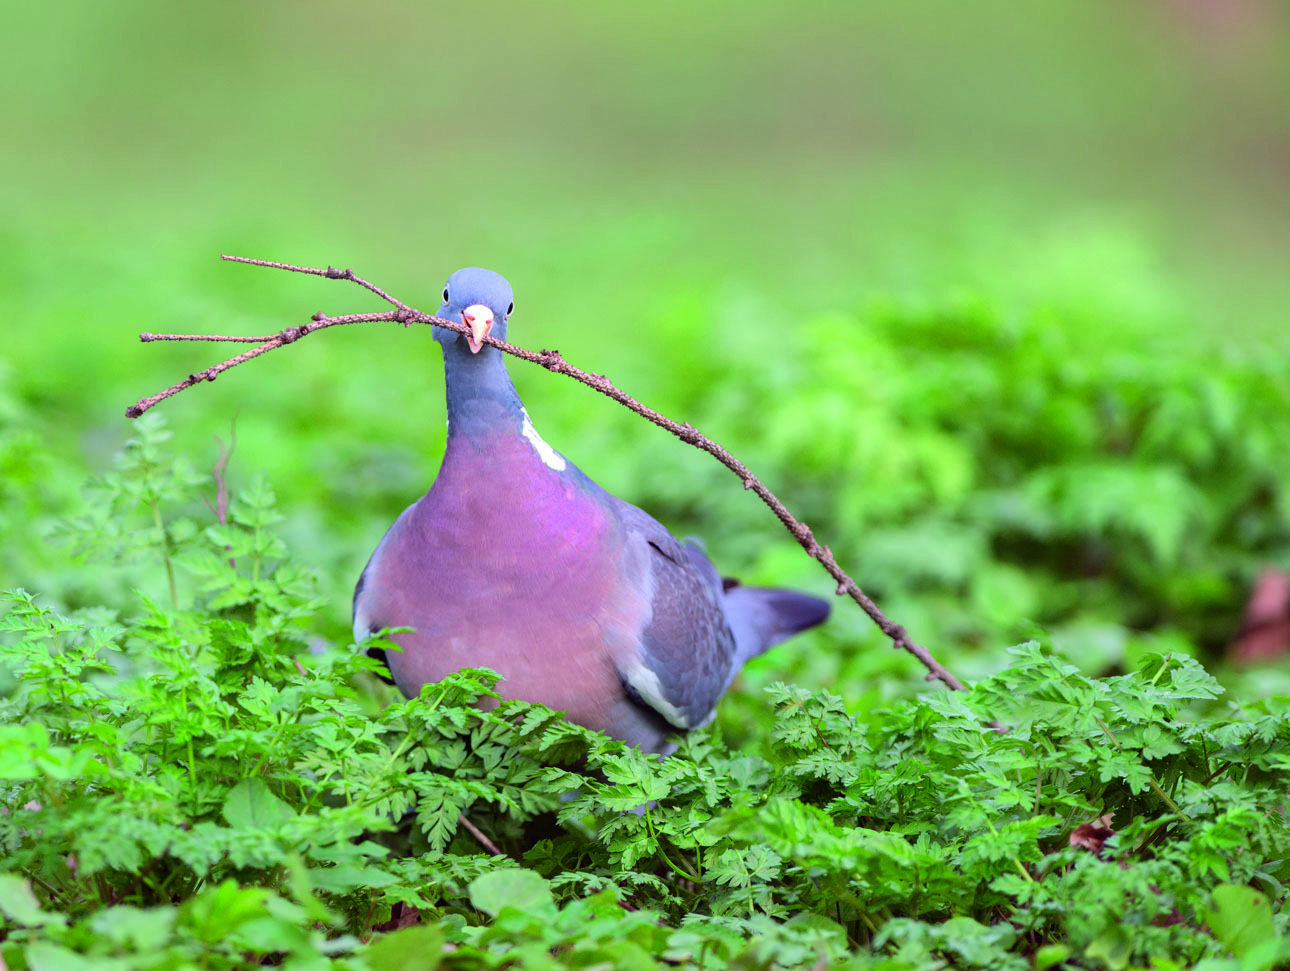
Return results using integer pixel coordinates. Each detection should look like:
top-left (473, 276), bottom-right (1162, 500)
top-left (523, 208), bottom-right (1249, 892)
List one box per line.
top-left (610, 499), bottom-right (737, 731)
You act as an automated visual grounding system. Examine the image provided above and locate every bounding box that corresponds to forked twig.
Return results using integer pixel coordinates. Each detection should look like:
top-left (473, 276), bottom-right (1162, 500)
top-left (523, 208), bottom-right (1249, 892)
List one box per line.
top-left (127, 254), bottom-right (966, 692)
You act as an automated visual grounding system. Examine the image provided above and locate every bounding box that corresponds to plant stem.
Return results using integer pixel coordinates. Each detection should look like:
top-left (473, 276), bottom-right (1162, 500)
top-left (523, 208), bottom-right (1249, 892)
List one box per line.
top-left (1150, 657), bottom-right (1171, 686)
top-left (644, 806), bottom-right (702, 883)
top-left (656, 846), bottom-right (703, 884)
top-left (151, 499), bottom-right (179, 610)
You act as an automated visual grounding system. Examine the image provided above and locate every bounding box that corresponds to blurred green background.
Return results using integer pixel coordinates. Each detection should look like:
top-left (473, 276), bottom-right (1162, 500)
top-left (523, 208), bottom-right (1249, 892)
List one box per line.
top-left (3, 0), bottom-right (1289, 728)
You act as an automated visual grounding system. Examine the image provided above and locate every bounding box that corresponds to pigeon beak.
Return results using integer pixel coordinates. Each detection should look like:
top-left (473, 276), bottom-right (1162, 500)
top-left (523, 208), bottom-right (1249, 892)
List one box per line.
top-left (460, 305), bottom-right (494, 354)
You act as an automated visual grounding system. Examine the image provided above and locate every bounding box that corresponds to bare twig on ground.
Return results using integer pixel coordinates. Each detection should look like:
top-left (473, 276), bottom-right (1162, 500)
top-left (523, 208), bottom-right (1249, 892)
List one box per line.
top-left (457, 814), bottom-right (504, 856)
top-left (126, 254), bottom-right (967, 692)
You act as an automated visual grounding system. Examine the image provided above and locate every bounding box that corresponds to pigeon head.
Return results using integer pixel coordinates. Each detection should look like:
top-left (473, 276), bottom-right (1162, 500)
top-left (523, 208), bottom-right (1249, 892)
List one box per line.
top-left (435, 267), bottom-right (515, 354)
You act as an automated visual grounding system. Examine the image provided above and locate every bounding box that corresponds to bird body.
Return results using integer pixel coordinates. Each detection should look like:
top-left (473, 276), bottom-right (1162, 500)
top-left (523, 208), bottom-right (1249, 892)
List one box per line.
top-left (354, 268), bottom-right (828, 752)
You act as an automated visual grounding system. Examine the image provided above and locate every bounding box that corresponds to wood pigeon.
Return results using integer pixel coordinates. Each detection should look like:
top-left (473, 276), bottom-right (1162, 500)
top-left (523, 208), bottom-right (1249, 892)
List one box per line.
top-left (353, 268), bottom-right (829, 752)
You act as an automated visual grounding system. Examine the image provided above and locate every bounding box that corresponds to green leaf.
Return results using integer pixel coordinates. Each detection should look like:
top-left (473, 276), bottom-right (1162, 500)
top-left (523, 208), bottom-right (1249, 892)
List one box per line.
top-left (23, 943), bottom-right (88, 971)
top-left (599, 753), bottom-right (672, 805)
top-left (308, 865), bottom-right (398, 894)
top-left (468, 869), bottom-right (556, 920)
top-left (179, 880), bottom-right (274, 945)
top-left (0, 724), bottom-right (42, 778)
top-left (0, 873), bottom-right (68, 928)
top-left (1035, 943), bottom-right (1071, 970)
top-left (222, 777), bottom-right (297, 830)
top-left (88, 905), bottom-right (175, 951)
top-left (234, 915), bottom-right (313, 954)
top-left (363, 925), bottom-right (445, 971)
top-left (1205, 884), bottom-right (1277, 958)
top-left (1083, 924), bottom-right (1132, 971)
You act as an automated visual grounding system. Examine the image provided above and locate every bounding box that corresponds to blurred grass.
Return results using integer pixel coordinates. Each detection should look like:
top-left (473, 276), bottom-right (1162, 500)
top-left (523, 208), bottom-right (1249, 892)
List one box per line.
top-left (2, 0), bottom-right (1289, 720)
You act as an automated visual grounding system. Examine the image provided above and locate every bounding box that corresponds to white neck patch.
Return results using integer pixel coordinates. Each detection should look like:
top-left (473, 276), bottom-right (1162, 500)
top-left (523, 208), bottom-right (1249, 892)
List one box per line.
top-left (520, 407), bottom-right (567, 472)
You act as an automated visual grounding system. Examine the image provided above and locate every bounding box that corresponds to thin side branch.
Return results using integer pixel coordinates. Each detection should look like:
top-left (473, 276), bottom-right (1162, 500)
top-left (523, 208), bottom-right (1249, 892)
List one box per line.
top-left (126, 312), bottom-right (397, 417)
top-left (221, 254), bottom-right (416, 314)
top-left (126, 255), bottom-right (966, 691)
top-left (141, 333), bottom-right (276, 343)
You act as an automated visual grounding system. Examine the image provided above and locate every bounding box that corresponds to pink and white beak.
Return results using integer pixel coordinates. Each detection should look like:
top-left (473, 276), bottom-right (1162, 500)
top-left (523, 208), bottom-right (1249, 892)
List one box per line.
top-left (460, 304), bottom-right (494, 354)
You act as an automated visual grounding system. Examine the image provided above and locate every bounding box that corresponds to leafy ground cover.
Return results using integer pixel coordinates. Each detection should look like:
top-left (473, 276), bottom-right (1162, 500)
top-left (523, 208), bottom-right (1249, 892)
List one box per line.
top-left (3, 384), bottom-right (1289, 968)
top-left (4, 3), bottom-right (1290, 967)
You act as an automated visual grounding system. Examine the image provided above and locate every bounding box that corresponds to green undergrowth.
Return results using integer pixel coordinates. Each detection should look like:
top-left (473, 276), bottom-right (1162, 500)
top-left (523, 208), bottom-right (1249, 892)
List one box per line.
top-left (667, 278), bottom-right (1290, 662)
top-left (6, 234), bottom-right (1290, 725)
top-left (3, 418), bottom-right (1289, 969)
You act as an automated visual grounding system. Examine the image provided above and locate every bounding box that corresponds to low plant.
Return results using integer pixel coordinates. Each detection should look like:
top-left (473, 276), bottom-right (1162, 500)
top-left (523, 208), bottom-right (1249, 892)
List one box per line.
top-left (2, 418), bottom-right (1287, 969)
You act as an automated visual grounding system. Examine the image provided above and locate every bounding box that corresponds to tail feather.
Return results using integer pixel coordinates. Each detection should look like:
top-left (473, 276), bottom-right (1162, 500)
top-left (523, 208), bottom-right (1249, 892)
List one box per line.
top-left (724, 585), bottom-right (830, 662)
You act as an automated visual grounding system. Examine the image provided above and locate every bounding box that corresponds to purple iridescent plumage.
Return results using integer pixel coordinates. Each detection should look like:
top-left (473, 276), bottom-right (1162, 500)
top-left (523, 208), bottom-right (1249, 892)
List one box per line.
top-left (353, 267), bottom-right (828, 752)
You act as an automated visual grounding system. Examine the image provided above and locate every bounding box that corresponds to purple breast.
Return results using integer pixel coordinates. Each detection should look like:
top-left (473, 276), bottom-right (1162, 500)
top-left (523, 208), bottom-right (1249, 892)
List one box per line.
top-left (374, 430), bottom-right (630, 730)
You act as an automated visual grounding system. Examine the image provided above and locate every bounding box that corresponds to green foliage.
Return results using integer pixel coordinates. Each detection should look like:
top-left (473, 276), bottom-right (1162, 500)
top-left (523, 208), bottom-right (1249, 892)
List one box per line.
top-left (670, 274), bottom-right (1290, 745)
top-left (5, 5), bottom-right (1289, 966)
top-left (2, 421), bottom-right (1289, 968)
top-left (720, 294), bottom-right (1290, 645)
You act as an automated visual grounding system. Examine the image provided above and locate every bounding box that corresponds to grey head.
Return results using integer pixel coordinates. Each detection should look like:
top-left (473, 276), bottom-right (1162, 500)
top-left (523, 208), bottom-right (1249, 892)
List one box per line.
top-left (435, 267), bottom-right (515, 355)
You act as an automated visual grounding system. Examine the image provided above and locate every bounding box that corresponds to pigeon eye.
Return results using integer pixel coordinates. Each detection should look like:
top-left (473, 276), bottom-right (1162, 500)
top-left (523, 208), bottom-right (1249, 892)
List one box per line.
top-left (442, 287), bottom-right (450, 303)
top-left (506, 301), bottom-right (514, 317)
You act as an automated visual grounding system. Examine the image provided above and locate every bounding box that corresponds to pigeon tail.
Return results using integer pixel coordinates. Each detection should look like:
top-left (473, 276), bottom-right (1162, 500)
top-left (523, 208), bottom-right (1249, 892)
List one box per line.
top-left (724, 585), bottom-right (830, 663)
